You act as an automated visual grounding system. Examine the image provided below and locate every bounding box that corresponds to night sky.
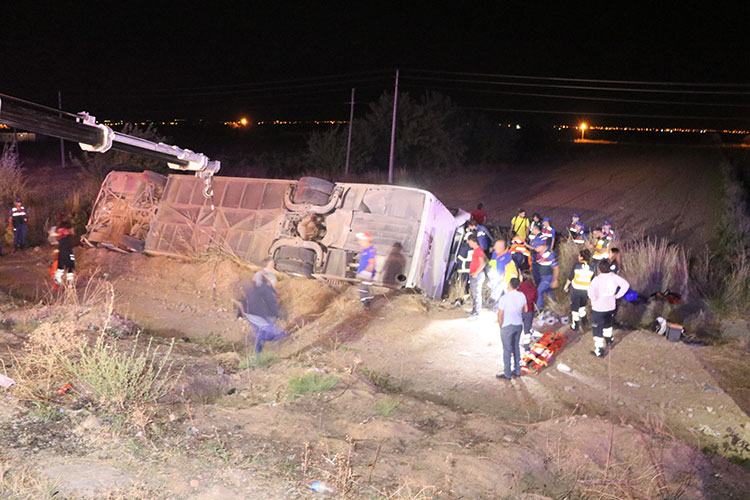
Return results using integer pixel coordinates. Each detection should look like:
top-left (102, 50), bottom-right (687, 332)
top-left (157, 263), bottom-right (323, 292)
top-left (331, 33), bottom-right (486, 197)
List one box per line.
top-left (2, 3), bottom-right (748, 126)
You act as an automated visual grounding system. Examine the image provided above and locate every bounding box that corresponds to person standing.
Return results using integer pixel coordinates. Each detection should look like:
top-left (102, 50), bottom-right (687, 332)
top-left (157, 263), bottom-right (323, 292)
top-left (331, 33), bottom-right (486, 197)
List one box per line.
top-left (495, 277), bottom-right (528, 380)
top-left (541, 217), bottom-right (556, 249)
top-left (356, 232), bottom-right (377, 310)
top-left (563, 249), bottom-right (594, 331)
top-left (8, 198), bottom-right (28, 251)
top-left (529, 213), bottom-right (543, 236)
top-left (52, 216), bottom-right (75, 287)
top-left (602, 220), bottom-right (616, 242)
top-left (487, 239), bottom-right (512, 311)
top-left (569, 213), bottom-right (586, 243)
top-left (534, 243), bottom-right (559, 311)
top-left (609, 247), bottom-right (621, 274)
top-left (467, 234), bottom-right (486, 320)
top-left (589, 227), bottom-right (611, 270)
top-left (517, 271), bottom-right (538, 352)
top-left (526, 225), bottom-right (546, 285)
top-left (510, 209), bottom-right (530, 240)
top-left (471, 203), bottom-right (487, 225)
top-left (467, 219), bottom-right (492, 254)
top-left (587, 259), bottom-right (630, 357)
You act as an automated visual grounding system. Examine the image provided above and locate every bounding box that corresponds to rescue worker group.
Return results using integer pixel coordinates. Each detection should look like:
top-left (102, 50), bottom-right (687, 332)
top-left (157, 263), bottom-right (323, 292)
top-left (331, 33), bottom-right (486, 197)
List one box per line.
top-left (455, 205), bottom-right (628, 379)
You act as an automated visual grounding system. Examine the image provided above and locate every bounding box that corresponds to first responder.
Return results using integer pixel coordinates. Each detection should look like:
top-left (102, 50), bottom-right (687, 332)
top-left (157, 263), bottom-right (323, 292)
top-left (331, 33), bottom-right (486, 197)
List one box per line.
top-left (356, 232), bottom-right (377, 310)
top-left (467, 219), bottom-right (492, 254)
top-left (602, 220), bottom-right (616, 242)
top-left (8, 198), bottom-right (28, 251)
top-left (587, 259), bottom-right (630, 357)
top-left (509, 236), bottom-right (532, 273)
top-left (534, 242), bottom-right (559, 311)
top-left (526, 226), bottom-right (546, 284)
top-left (487, 238), bottom-right (512, 311)
top-left (563, 249), bottom-right (594, 331)
top-left (609, 247), bottom-right (621, 274)
top-left (569, 213), bottom-right (586, 243)
top-left (589, 227), bottom-right (611, 271)
top-left (467, 234), bottom-right (486, 320)
top-left (510, 209), bottom-right (530, 240)
top-left (52, 216), bottom-right (75, 287)
top-left (541, 217), bottom-right (556, 249)
top-left (529, 213), bottom-right (543, 236)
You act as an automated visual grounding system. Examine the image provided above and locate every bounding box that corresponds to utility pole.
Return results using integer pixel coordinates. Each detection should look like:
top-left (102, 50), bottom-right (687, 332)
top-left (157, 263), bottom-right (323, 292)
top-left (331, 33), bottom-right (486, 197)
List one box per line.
top-left (387, 69), bottom-right (399, 184)
top-left (58, 90), bottom-right (65, 168)
top-left (344, 88), bottom-right (355, 176)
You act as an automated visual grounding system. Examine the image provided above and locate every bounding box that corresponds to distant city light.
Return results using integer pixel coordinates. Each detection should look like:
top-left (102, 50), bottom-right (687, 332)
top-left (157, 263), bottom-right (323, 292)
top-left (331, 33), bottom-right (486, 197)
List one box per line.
top-left (240, 117), bottom-right (248, 126)
top-left (580, 122), bottom-right (587, 140)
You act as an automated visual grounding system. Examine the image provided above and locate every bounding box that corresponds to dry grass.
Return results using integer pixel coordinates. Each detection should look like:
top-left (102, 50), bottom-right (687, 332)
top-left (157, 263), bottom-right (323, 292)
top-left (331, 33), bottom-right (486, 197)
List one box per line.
top-left (621, 238), bottom-right (689, 299)
top-left (0, 460), bottom-right (60, 500)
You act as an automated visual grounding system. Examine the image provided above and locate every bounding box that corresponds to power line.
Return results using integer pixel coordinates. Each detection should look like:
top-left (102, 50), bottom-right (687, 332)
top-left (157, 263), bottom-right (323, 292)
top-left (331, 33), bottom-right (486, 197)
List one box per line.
top-left (399, 82), bottom-right (750, 108)
top-left (405, 68), bottom-right (750, 88)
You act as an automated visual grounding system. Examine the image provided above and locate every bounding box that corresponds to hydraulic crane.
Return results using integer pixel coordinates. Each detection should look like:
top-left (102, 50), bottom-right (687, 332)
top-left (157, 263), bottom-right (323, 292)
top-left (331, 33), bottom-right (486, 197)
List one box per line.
top-left (0, 92), bottom-right (220, 196)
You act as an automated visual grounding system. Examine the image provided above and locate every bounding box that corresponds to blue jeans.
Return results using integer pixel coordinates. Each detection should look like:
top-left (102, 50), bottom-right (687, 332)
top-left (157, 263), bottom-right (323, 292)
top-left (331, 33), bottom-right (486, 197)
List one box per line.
top-left (536, 274), bottom-right (554, 310)
top-left (13, 224), bottom-right (26, 248)
top-left (244, 314), bottom-right (287, 354)
top-left (470, 272), bottom-right (485, 314)
top-left (500, 324), bottom-right (522, 377)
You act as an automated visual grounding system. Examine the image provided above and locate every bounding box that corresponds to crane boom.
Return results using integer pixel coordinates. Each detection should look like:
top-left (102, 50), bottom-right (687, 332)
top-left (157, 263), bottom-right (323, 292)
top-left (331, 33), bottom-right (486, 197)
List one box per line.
top-left (0, 92), bottom-right (220, 194)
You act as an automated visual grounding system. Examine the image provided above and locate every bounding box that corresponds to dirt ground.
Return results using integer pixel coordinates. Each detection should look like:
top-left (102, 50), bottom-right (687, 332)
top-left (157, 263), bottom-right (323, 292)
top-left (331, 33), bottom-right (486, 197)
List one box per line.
top-left (1, 144), bottom-right (750, 499)
top-left (429, 143), bottom-right (725, 249)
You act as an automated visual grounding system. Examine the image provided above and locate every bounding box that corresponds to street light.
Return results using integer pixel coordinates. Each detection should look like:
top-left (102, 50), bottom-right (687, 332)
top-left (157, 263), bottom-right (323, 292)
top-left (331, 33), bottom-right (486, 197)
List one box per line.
top-left (580, 122), bottom-right (587, 140)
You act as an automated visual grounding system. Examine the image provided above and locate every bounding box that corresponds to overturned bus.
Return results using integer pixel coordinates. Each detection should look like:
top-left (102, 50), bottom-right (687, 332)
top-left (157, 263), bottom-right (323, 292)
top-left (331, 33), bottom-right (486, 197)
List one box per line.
top-left (85, 172), bottom-right (469, 299)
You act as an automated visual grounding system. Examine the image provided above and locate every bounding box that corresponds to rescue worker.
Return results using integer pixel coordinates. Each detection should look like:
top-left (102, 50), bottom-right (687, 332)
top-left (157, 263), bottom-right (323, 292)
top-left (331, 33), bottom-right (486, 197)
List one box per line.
top-left (52, 216), bottom-right (75, 287)
top-left (487, 238), bottom-right (512, 311)
top-left (589, 227), bottom-right (611, 271)
top-left (563, 249), bottom-right (594, 331)
top-left (529, 213), bottom-right (543, 236)
top-left (587, 259), bottom-right (630, 357)
top-left (356, 232), bottom-right (377, 310)
top-left (510, 209), bottom-right (530, 240)
top-left (466, 234), bottom-right (486, 320)
top-left (509, 236), bottom-right (532, 272)
top-left (602, 220), bottom-right (616, 242)
top-left (8, 198), bottom-right (28, 251)
top-left (467, 219), bottom-right (492, 254)
top-left (526, 225), bottom-right (546, 285)
top-left (534, 242), bottom-right (559, 311)
top-left (569, 213), bottom-right (586, 243)
top-left (541, 217), bottom-right (556, 249)
top-left (471, 203), bottom-right (486, 225)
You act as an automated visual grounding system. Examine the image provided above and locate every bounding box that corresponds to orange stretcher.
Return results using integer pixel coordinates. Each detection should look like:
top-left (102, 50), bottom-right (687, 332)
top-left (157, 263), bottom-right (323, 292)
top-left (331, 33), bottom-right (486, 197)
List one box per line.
top-left (520, 332), bottom-right (567, 374)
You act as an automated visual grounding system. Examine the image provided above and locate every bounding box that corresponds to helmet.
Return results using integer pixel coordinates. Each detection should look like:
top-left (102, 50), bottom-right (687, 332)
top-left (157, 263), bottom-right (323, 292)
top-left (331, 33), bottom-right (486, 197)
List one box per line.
top-left (511, 236), bottom-right (524, 244)
top-left (355, 232), bottom-right (373, 241)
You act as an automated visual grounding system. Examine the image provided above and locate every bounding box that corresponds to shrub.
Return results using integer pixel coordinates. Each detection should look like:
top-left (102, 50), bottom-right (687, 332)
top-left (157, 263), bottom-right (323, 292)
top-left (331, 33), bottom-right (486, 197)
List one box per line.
top-left (239, 351), bottom-right (280, 370)
top-left (374, 398), bottom-right (401, 417)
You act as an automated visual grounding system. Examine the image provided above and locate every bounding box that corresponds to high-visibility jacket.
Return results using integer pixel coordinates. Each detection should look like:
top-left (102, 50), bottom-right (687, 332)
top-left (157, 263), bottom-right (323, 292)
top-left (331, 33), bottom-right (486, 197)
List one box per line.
top-left (592, 237), bottom-right (610, 260)
top-left (602, 228), bottom-right (616, 241)
top-left (569, 262), bottom-right (594, 290)
top-left (510, 242), bottom-right (532, 269)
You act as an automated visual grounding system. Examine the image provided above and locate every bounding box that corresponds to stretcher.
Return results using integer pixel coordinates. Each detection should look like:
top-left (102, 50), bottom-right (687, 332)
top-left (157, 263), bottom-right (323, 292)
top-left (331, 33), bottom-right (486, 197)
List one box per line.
top-left (520, 332), bottom-right (567, 374)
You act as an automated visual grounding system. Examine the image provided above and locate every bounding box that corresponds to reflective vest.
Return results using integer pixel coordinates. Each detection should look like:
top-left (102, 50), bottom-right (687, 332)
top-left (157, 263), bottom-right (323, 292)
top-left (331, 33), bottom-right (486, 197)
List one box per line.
top-left (510, 243), bottom-right (532, 269)
top-left (10, 206), bottom-right (27, 227)
top-left (592, 237), bottom-right (610, 260)
top-left (602, 228), bottom-right (615, 241)
top-left (571, 262), bottom-right (594, 290)
top-left (570, 222), bottom-right (586, 243)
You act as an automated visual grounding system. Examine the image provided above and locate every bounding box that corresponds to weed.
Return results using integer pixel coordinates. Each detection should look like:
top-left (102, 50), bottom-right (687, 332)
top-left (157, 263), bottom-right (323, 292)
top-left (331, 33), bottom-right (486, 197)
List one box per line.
top-left (287, 372), bottom-right (339, 399)
top-left (360, 367), bottom-right (402, 393)
top-left (374, 398), bottom-right (401, 418)
top-left (192, 332), bottom-right (234, 353)
top-left (64, 333), bottom-right (178, 409)
top-left (0, 459), bottom-right (60, 500)
top-left (239, 351), bottom-right (280, 370)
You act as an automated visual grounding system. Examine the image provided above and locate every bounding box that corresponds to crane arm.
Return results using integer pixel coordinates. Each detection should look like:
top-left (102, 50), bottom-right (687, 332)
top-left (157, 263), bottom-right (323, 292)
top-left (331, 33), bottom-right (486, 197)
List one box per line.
top-left (0, 93), bottom-right (220, 192)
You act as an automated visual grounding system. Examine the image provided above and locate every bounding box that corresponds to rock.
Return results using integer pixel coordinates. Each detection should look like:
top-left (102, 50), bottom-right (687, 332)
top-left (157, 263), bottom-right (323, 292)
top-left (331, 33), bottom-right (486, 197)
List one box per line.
top-left (190, 479), bottom-right (200, 488)
top-left (41, 460), bottom-right (135, 498)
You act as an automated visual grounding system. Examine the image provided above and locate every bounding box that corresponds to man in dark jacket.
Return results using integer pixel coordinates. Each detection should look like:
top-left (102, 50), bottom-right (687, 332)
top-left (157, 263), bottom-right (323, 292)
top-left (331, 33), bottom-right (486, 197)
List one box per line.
top-left (240, 272), bottom-right (287, 354)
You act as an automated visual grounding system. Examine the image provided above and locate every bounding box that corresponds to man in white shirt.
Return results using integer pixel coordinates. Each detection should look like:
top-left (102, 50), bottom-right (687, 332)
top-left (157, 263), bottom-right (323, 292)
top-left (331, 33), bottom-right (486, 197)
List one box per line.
top-left (496, 278), bottom-right (528, 379)
top-left (587, 260), bottom-right (630, 357)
